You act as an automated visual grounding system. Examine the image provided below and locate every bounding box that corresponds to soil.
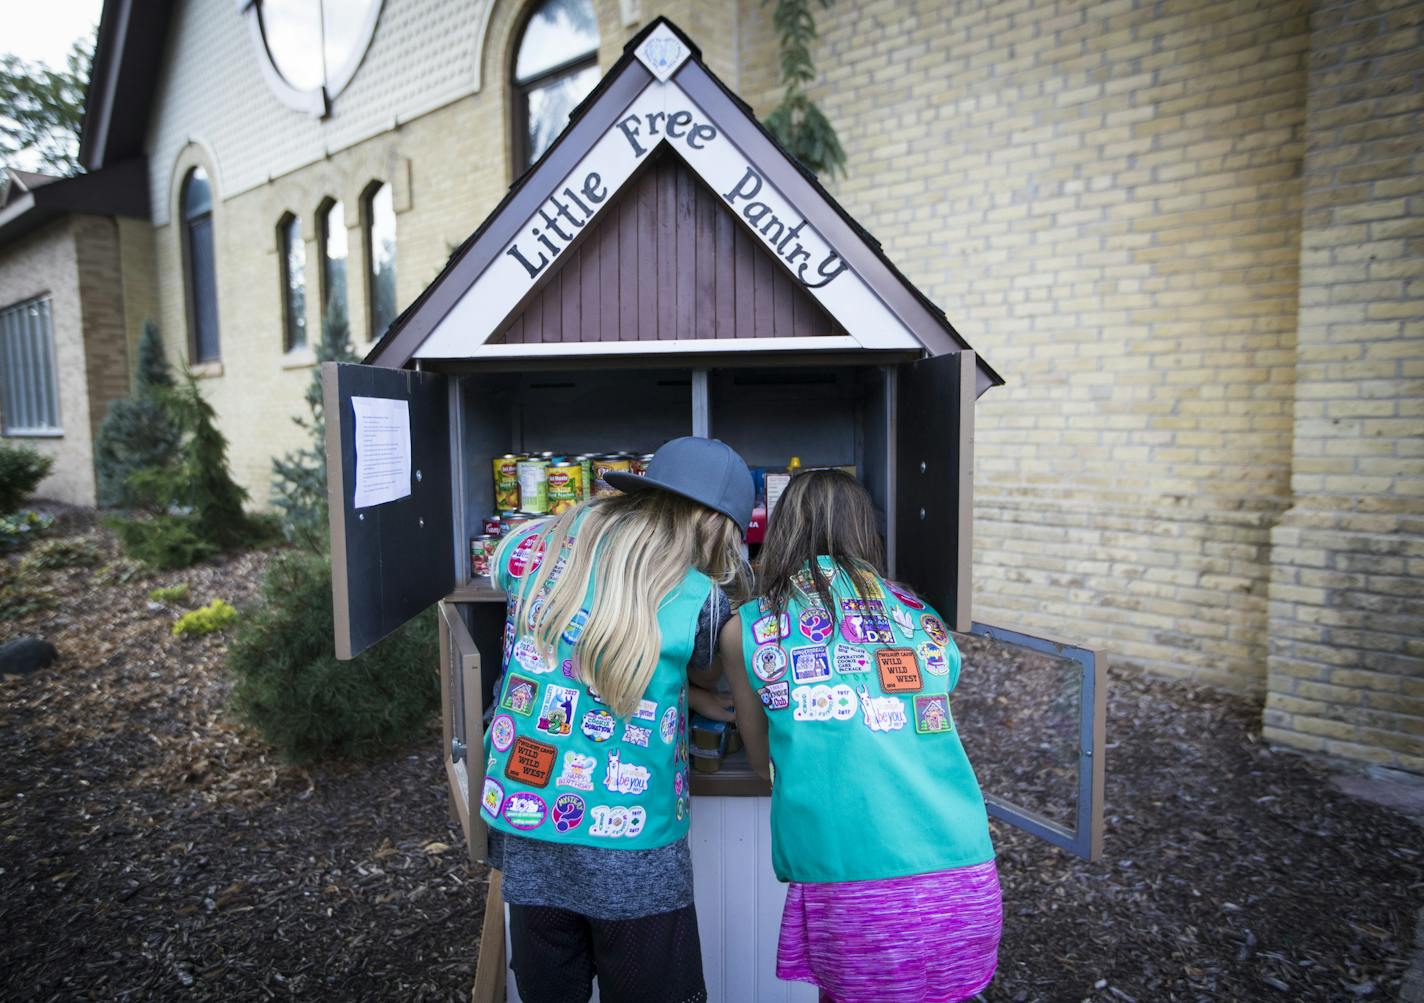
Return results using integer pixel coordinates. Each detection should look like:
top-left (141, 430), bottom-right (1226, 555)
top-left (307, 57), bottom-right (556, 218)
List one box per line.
top-left (1, 513), bottom-right (1419, 1002)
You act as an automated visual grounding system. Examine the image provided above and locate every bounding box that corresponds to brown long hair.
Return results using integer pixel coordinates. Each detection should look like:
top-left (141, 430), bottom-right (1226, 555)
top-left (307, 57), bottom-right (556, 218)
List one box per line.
top-left (758, 469), bottom-right (885, 622)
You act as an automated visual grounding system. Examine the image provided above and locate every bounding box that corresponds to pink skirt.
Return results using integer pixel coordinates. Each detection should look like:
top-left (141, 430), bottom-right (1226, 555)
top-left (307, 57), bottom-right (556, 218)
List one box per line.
top-left (776, 860), bottom-right (1003, 1003)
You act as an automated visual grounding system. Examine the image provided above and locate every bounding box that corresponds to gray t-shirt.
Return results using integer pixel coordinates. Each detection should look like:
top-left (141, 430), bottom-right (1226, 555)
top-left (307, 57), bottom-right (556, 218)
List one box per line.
top-left (487, 586), bottom-right (732, 920)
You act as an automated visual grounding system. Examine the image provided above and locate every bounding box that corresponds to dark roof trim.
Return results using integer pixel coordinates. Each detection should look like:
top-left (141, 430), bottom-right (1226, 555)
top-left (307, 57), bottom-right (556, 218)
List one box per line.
top-left (0, 159), bottom-right (150, 250)
top-left (80, 0), bottom-right (176, 171)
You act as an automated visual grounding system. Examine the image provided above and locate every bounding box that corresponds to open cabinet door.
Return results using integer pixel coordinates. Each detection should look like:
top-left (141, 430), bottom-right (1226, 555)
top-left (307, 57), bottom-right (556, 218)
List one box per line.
top-left (895, 350), bottom-right (975, 632)
top-left (323, 362), bottom-right (455, 659)
top-left (439, 601), bottom-right (487, 863)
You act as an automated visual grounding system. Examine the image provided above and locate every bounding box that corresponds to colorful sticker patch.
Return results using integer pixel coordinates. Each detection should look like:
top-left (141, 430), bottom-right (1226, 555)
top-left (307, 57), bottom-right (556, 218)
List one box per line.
top-left (659, 706), bottom-right (679, 744)
top-left (588, 805), bottom-right (647, 838)
top-left (840, 610), bottom-right (895, 645)
top-left (752, 612), bottom-right (791, 645)
top-left (790, 645), bottom-right (832, 685)
top-left (887, 581), bottom-right (924, 609)
top-left (556, 751), bottom-right (596, 790)
top-left (501, 791), bottom-right (547, 830)
top-left (797, 607), bottom-right (835, 644)
top-left (856, 685), bottom-right (908, 732)
top-left (512, 637), bottom-right (550, 674)
top-left (581, 709), bottom-right (617, 743)
top-left (633, 699), bottom-right (658, 722)
top-left (834, 644), bottom-right (873, 676)
top-left (914, 695), bottom-right (953, 734)
top-left (622, 723), bottom-right (651, 748)
top-left (524, 595), bottom-right (545, 631)
top-left (490, 713), bottom-right (516, 752)
top-left (758, 680), bottom-right (790, 711)
top-left (507, 533), bottom-right (544, 578)
top-left (751, 643), bottom-right (789, 683)
top-left (920, 614), bottom-right (950, 646)
top-left (602, 749), bottom-right (651, 796)
top-left (480, 777), bottom-right (504, 818)
top-left (505, 736), bottom-right (557, 787)
top-left (502, 675), bottom-right (539, 716)
top-left (918, 642), bottom-right (949, 676)
top-left (876, 647), bottom-right (923, 693)
top-left (552, 793), bottom-right (586, 833)
top-left (561, 608), bottom-right (589, 645)
top-left (561, 658), bottom-right (577, 679)
top-left (536, 685), bottom-right (579, 738)
top-left (791, 683), bottom-right (858, 722)
top-left (891, 607), bottom-right (916, 639)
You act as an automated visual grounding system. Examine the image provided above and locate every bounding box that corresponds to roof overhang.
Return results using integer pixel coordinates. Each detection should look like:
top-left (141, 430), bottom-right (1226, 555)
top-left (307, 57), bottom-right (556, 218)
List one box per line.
top-left (0, 159), bottom-right (151, 250)
top-left (368, 19), bottom-right (1003, 396)
top-left (80, 0), bottom-right (176, 171)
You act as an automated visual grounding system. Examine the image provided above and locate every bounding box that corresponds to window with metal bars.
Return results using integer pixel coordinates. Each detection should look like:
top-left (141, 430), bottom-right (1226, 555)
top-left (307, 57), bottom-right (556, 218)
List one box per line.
top-left (0, 296), bottom-right (61, 436)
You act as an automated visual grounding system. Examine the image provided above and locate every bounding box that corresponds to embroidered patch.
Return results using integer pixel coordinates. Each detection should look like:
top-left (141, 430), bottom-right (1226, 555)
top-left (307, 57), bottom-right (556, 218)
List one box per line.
top-left (581, 709), bottom-right (617, 743)
top-left (589, 805), bottom-right (647, 838)
top-left (839, 609), bottom-right (894, 645)
top-left (920, 614), bottom-right (950, 646)
top-left (512, 637), bottom-right (551, 674)
top-left (891, 607), bottom-right (916, 639)
top-left (856, 685), bottom-right (908, 732)
top-left (480, 777), bottom-right (504, 817)
top-left (659, 705), bottom-right (679, 744)
top-left (752, 612), bottom-right (790, 645)
top-left (561, 608), bottom-right (589, 645)
top-left (507, 533), bottom-right (544, 577)
top-left (536, 685), bottom-right (579, 738)
top-left (914, 695), bottom-right (953, 734)
top-left (602, 749), bottom-right (651, 796)
top-left (791, 683), bottom-right (858, 722)
top-left (918, 642), bottom-right (949, 676)
top-left (501, 791), bottom-right (547, 830)
top-left (790, 645), bottom-right (832, 685)
top-left (758, 679), bottom-right (791, 710)
top-left (552, 793), bottom-right (586, 833)
top-left (833, 644), bottom-right (873, 676)
top-left (633, 699), bottom-right (658, 722)
top-left (502, 675), bottom-right (539, 716)
top-left (525, 595), bottom-right (545, 631)
top-left (561, 658), bottom-right (577, 679)
top-left (751, 643), bottom-right (788, 682)
top-left (622, 723), bottom-right (651, 748)
top-left (505, 736), bottom-right (557, 787)
top-left (797, 607), bottom-right (835, 644)
top-left (502, 621), bottom-right (515, 668)
top-left (876, 647), bottom-right (923, 693)
top-left (556, 751), bottom-right (596, 790)
top-left (886, 581), bottom-right (923, 609)
top-left (490, 713), bottom-right (516, 752)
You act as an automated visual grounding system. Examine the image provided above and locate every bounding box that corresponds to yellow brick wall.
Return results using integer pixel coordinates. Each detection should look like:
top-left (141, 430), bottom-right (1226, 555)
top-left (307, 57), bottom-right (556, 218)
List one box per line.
top-left (738, 0), bottom-right (1311, 692)
top-left (1262, 0), bottom-right (1424, 773)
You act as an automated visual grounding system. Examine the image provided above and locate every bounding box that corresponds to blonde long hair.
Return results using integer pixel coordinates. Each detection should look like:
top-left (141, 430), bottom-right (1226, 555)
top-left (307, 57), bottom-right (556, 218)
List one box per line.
top-left (494, 492), bottom-right (748, 719)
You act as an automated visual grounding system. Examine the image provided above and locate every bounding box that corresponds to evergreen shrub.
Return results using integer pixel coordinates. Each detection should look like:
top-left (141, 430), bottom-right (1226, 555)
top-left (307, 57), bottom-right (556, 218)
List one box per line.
top-left (172, 599), bottom-right (238, 638)
top-left (0, 510), bottom-right (53, 550)
top-left (106, 514), bottom-right (217, 570)
top-left (94, 323), bottom-right (182, 509)
top-left (227, 551), bottom-right (438, 763)
top-left (148, 582), bottom-right (191, 605)
top-left (0, 443), bottom-right (53, 513)
top-left (19, 536), bottom-right (100, 572)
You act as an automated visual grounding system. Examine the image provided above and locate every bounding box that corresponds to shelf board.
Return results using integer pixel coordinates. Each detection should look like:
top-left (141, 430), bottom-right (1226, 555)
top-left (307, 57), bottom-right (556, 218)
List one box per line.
top-left (447, 582), bottom-right (508, 603)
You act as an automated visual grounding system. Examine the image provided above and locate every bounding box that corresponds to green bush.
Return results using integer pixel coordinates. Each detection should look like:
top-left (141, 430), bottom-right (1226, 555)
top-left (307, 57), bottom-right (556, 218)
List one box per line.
top-left (227, 551), bottom-right (439, 763)
top-left (0, 562), bottom-right (51, 618)
top-left (19, 536), bottom-right (100, 572)
top-left (0, 444), bottom-right (54, 514)
top-left (148, 582), bottom-right (191, 604)
top-left (106, 514), bottom-right (218, 570)
top-left (94, 322), bottom-right (182, 509)
top-left (173, 598), bottom-right (238, 637)
top-left (0, 510), bottom-right (54, 550)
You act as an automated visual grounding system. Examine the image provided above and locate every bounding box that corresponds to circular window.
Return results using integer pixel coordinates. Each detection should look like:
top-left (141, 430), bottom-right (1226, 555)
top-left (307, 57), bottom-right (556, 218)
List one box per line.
top-left (243, 0), bottom-right (384, 114)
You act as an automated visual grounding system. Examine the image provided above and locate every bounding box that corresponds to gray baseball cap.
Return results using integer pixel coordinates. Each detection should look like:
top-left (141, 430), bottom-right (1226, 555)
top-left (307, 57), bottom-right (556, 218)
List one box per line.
top-left (604, 437), bottom-right (755, 531)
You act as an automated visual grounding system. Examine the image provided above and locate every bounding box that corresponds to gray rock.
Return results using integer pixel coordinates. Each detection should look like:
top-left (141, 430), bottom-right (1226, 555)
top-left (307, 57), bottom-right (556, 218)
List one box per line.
top-left (0, 637), bottom-right (59, 676)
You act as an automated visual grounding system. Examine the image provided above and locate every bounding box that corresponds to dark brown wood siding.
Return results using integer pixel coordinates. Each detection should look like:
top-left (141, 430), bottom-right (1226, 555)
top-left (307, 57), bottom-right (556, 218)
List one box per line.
top-left (492, 154), bottom-right (848, 344)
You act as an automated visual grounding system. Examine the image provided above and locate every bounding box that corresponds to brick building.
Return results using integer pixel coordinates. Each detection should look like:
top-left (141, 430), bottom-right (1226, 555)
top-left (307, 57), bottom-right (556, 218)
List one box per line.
top-left (56, 0), bottom-right (1424, 769)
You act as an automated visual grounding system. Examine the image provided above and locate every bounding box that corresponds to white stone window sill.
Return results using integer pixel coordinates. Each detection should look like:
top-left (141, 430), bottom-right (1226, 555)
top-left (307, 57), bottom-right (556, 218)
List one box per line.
top-left (3, 428), bottom-right (63, 438)
top-left (189, 361), bottom-right (224, 379)
top-left (281, 346), bottom-right (316, 370)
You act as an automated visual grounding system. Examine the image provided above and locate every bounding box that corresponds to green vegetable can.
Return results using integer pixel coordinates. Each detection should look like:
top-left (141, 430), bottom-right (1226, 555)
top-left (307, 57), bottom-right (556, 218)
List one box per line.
top-left (515, 459), bottom-right (549, 513)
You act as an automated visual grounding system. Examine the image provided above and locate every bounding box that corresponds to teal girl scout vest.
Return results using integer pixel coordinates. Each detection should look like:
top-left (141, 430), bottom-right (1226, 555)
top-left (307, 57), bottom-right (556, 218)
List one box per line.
top-left (740, 557), bottom-right (995, 883)
top-left (483, 519), bottom-right (711, 850)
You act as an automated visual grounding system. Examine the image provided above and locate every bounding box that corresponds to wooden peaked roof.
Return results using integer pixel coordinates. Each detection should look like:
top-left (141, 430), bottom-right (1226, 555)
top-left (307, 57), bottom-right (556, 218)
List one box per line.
top-left (367, 18), bottom-right (1003, 395)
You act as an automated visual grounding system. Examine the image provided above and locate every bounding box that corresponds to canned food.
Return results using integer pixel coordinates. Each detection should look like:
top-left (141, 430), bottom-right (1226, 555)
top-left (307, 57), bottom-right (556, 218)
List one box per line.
top-left (482, 514), bottom-right (503, 536)
top-left (548, 462), bottom-right (583, 515)
top-left (492, 454), bottom-right (520, 511)
top-left (470, 536), bottom-right (497, 579)
top-left (576, 455), bottom-right (595, 500)
top-left (593, 454), bottom-right (632, 496)
top-left (632, 453), bottom-right (656, 476)
top-left (516, 459), bottom-right (550, 513)
top-left (503, 511), bottom-right (538, 533)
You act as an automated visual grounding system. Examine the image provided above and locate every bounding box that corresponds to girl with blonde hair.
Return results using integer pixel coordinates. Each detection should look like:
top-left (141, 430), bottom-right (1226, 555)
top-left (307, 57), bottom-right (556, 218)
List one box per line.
top-left (483, 437), bottom-right (753, 1003)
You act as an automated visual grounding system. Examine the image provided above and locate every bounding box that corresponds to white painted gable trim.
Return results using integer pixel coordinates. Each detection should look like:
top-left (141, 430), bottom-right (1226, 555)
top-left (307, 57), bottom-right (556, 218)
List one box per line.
top-left (447, 336), bottom-right (862, 359)
top-left (411, 79), bottom-right (922, 360)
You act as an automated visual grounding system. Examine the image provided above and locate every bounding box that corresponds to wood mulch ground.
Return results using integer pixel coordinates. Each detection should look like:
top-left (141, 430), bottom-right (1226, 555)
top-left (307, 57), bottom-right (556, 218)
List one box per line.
top-left (1, 514), bottom-right (1419, 1002)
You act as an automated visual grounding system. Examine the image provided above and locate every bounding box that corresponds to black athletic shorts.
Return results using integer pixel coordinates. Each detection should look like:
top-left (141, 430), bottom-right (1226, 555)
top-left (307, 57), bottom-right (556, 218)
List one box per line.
top-left (506, 902), bottom-right (708, 1003)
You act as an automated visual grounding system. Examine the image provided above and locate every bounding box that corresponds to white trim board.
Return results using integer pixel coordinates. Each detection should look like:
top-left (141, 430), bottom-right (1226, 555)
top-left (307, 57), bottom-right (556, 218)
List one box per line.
top-left (439, 336), bottom-right (862, 359)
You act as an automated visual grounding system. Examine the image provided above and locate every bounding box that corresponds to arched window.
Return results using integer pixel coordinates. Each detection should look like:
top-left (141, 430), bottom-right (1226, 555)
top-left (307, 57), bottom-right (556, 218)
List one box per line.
top-left (318, 198), bottom-right (349, 335)
top-left (278, 213), bottom-right (306, 352)
top-left (363, 182), bottom-right (396, 339)
top-left (512, 0), bottom-right (600, 173)
top-left (181, 167), bottom-right (220, 363)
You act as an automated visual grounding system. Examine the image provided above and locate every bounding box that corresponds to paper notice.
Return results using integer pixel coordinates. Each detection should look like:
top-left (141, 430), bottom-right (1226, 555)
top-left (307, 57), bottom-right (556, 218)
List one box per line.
top-left (351, 396), bottom-right (411, 509)
top-left (765, 473), bottom-right (790, 516)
